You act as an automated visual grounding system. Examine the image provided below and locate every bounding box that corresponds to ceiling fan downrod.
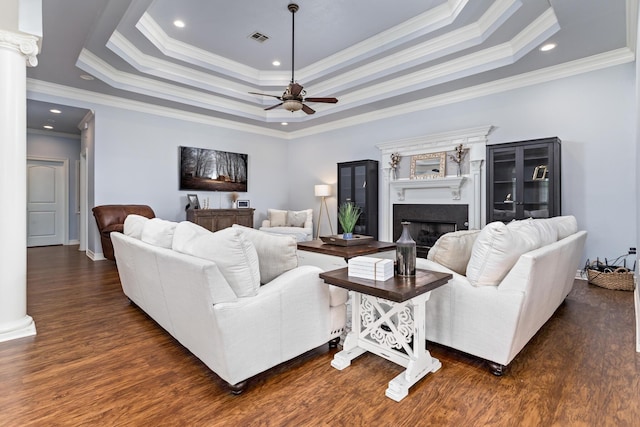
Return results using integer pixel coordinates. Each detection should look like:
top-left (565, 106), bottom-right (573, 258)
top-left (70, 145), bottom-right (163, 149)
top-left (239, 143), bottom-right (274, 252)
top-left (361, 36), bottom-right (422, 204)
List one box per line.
top-left (288, 3), bottom-right (298, 84)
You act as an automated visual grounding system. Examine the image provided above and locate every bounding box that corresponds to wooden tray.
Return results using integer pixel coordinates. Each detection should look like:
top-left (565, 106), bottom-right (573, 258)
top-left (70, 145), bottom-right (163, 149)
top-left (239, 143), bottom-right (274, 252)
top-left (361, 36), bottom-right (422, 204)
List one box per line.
top-left (320, 235), bottom-right (374, 246)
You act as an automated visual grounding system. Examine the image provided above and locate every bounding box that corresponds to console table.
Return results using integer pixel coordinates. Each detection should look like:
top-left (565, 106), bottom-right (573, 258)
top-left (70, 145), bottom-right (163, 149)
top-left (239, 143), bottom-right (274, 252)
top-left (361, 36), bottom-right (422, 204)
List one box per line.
top-left (320, 267), bottom-right (452, 401)
top-left (186, 208), bottom-right (254, 232)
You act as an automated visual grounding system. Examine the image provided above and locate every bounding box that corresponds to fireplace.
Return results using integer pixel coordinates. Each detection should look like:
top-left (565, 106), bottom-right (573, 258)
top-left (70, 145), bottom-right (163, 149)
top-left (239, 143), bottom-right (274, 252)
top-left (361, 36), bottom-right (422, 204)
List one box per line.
top-left (393, 204), bottom-right (468, 258)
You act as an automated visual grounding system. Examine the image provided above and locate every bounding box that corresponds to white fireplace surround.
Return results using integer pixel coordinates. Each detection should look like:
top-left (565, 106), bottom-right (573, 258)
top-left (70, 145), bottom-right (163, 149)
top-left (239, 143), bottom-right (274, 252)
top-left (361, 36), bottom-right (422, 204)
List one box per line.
top-left (376, 126), bottom-right (493, 242)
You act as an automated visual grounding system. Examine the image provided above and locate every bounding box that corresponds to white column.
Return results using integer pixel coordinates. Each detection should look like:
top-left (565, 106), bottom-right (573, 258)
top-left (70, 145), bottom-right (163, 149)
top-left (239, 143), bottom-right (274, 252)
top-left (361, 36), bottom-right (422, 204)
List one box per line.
top-left (0, 30), bottom-right (39, 342)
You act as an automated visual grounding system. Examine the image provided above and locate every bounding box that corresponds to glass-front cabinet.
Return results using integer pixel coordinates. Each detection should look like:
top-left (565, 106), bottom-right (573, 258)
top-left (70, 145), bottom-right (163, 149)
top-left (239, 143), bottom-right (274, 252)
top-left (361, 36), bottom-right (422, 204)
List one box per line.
top-left (337, 160), bottom-right (378, 239)
top-left (487, 137), bottom-right (561, 223)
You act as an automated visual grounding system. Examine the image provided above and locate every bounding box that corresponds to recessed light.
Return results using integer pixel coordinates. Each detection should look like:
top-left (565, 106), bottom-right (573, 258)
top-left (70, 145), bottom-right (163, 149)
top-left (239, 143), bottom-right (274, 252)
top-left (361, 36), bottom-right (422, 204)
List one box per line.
top-left (80, 74), bottom-right (94, 80)
top-left (43, 125), bottom-right (54, 130)
top-left (272, 60), bottom-right (281, 67)
top-left (281, 122), bottom-right (288, 126)
top-left (50, 109), bottom-right (61, 114)
top-left (540, 43), bottom-right (556, 52)
top-left (174, 20), bottom-right (185, 28)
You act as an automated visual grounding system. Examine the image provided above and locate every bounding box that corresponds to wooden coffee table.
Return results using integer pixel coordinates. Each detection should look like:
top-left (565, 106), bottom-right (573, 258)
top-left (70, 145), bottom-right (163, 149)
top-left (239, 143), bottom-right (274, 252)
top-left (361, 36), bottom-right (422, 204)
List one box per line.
top-left (319, 267), bottom-right (452, 401)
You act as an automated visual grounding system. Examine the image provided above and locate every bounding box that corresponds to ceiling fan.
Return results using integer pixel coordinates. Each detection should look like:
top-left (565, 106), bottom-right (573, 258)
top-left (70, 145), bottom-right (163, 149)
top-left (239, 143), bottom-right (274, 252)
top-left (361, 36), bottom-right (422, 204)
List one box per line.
top-left (249, 3), bottom-right (338, 115)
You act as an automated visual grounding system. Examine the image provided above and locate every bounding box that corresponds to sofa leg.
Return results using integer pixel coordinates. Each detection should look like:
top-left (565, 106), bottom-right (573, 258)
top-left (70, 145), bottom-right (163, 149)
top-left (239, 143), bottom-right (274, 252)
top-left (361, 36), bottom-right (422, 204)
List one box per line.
top-left (328, 337), bottom-right (340, 349)
top-left (487, 362), bottom-right (506, 376)
top-left (228, 380), bottom-right (248, 395)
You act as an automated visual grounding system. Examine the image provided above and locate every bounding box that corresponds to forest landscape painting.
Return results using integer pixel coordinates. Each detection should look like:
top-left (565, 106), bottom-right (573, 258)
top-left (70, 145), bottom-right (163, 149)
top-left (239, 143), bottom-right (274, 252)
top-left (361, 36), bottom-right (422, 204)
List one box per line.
top-left (180, 146), bottom-right (248, 192)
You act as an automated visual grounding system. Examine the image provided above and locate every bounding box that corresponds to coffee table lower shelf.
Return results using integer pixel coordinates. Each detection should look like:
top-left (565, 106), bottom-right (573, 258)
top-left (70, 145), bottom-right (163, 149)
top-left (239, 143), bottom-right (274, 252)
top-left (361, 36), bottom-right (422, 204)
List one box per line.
top-left (319, 268), bottom-right (452, 402)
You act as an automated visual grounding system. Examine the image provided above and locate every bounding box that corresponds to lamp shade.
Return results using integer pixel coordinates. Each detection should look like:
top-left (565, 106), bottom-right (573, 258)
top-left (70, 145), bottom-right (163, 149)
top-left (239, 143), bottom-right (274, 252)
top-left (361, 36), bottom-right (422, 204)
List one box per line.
top-left (314, 184), bottom-right (331, 197)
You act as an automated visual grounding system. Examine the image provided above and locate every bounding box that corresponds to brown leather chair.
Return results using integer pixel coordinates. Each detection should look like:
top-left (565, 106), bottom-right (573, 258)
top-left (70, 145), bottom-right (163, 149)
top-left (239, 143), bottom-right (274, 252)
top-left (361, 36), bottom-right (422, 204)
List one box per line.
top-left (92, 205), bottom-right (155, 260)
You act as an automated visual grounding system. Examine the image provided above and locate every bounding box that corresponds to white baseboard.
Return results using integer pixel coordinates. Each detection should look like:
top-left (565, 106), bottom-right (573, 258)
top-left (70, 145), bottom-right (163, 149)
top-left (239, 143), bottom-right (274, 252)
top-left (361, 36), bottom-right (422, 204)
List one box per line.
top-left (575, 269), bottom-right (587, 280)
top-left (66, 239), bottom-right (80, 245)
top-left (86, 249), bottom-right (106, 261)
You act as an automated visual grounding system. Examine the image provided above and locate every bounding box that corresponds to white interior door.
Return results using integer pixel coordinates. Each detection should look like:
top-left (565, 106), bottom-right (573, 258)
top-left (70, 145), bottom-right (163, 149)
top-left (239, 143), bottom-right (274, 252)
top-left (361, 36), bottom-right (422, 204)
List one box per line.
top-left (27, 160), bottom-right (66, 247)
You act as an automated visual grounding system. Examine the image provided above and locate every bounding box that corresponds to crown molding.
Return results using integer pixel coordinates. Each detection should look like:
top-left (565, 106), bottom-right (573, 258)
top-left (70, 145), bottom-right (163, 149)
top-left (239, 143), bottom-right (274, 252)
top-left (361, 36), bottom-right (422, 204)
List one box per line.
top-left (136, 12), bottom-right (264, 84)
top-left (81, 5), bottom-right (557, 125)
top-left (26, 79), bottom-right (288, 139)
top-left (289, 48), bottom-right (634, 139)
top-left (107, 31), bottom-right (259, 104)
top-left (310, 0), bottom-right (522, 96)
top-left (135, 0), bottom-right (471, 86)
top-left (76, 49), bottom-right (266, 120)
top-left (27, 128), bottom-right (81, 139)
top-left (313, 7), bottom-right (559, 115)
top-left (26, 46), bottom-right (633, 141)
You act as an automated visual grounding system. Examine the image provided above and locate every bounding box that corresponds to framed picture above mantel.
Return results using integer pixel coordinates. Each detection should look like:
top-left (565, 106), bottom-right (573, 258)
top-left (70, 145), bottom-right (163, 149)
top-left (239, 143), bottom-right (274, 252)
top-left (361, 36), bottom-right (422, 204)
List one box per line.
top-left (180, 146), bottom-right (248, 192)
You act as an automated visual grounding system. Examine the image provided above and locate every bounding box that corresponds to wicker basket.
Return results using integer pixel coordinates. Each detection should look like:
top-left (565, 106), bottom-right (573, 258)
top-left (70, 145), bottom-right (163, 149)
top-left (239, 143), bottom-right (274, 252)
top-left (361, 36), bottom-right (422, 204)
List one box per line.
top-left (587, 266), bottom-right (635, 291)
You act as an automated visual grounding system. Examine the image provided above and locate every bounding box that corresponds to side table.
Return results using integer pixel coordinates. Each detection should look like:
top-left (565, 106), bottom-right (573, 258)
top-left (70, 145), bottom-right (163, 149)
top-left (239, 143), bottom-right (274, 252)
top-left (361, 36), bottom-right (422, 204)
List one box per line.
top-left (319, 267), bottom-right (452, 401)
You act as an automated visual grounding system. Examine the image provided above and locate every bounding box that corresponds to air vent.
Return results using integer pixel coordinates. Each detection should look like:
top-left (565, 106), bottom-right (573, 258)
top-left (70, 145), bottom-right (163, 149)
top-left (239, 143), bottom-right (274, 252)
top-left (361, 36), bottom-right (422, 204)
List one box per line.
top-left (249, 31), bottom-right (269, 42)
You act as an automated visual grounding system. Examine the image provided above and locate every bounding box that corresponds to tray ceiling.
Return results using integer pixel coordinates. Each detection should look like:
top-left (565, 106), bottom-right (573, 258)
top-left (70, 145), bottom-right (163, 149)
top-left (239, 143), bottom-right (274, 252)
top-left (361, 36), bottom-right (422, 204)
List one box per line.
top-left (26, 0), bottom-right (635, 135)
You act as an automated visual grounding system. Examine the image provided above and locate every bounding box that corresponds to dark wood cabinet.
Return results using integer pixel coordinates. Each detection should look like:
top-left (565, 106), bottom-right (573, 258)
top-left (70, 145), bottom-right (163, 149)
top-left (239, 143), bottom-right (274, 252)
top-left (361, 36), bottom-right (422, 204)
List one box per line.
top-left (337, 160), bottom-right (379, 239)
top-left (186, 208), bottom-right (254, 232)
top-left (487, 137), bottom-right (561, 223)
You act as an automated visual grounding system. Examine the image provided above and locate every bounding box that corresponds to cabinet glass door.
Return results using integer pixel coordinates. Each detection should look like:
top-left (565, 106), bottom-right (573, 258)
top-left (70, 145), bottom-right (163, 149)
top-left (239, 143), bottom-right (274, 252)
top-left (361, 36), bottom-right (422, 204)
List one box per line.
top-left (522, 145), bottom-right (550, 218)
top-left (491, 148), bottom-right (517, 222)
top-left (353, 165), bottom-right (367, 235)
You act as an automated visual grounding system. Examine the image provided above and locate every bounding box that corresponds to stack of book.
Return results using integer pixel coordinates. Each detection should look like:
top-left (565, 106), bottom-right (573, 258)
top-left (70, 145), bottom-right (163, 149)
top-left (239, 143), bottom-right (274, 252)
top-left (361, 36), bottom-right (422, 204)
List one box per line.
top-left (348, 256), bottom-right (394, 281)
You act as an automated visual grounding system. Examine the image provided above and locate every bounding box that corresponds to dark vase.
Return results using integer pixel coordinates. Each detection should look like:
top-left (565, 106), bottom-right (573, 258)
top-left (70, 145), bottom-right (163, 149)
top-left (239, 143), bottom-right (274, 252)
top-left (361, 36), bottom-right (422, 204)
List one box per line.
top-left (396, 221), bottom-right (416, 277)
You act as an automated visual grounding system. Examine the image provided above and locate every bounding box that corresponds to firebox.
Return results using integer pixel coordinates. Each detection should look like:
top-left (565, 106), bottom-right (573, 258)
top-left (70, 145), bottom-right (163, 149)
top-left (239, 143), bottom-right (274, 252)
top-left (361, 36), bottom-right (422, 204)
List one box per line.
top-left (393, 204), bottom-right (468, 258)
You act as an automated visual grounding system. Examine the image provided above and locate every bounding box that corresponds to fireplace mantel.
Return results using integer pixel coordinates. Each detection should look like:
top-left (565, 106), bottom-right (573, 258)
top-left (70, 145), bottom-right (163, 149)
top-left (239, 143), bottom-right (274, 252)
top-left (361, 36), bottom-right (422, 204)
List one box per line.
top-left (377, 126), bottom-right (493, 241)
top-left (391, 177), bottom-right (465, 201)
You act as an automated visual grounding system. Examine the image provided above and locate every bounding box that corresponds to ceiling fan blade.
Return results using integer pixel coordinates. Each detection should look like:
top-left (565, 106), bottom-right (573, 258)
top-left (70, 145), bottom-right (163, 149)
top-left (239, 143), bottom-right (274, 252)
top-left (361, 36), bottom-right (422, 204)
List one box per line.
top-left (304, 97), bottom-right (338, 104)
top-left (264, 102), bottom-right (283, 111)
top-left (249, 92), bottom-right (283, 100)
top-left (290, 83), bottom-right (304, 97)
top-left (301, 104), bottom-right (315, 115)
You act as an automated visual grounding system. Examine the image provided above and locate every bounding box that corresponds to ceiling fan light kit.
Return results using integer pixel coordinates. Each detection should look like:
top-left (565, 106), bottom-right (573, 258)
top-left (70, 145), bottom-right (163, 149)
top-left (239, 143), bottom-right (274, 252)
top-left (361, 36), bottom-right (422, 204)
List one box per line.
top-left (249, 3), bottom-right (338, 115)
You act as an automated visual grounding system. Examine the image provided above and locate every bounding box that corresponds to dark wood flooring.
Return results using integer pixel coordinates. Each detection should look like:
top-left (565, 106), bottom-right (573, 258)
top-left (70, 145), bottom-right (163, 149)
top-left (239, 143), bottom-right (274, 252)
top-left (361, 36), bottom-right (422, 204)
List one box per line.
top-left (0, 245), bottom-right (638, 426)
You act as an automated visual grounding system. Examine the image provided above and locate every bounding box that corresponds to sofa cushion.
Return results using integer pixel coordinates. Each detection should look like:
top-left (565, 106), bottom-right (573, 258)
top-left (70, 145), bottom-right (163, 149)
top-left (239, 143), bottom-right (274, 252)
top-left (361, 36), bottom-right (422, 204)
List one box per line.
top-left (547, 215), bottom-right (578, 240)
top-left (466, 221), bottom-right (532, 287)
top-left (506, 219), bottom-right (543, 251)
top-left (124, 214), bottom-right (150, 239)
top-left (232, 225), bottom-right (298, 284)
top-left (141, 218), bottom-right (177, 248)
top-left (427, 230), bottom-right (480, 275)
top-left (172, 221), bottom-right (260, 297)
top-left (267, 209), bottom-right (288, 227)
top-left (530, 218), bottom-right (558, 246)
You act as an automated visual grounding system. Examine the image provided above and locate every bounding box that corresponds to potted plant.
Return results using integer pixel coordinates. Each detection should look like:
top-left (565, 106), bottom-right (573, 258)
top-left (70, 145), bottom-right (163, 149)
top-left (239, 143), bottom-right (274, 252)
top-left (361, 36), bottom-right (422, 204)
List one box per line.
top-left (338, 202), bottom-right (362, 239)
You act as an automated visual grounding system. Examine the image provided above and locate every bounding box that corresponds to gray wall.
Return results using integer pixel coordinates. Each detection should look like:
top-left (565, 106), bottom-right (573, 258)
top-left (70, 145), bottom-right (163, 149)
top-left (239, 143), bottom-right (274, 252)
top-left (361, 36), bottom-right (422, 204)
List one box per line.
top-left (28, 62), bottom-right (637, 265)
top-left (288, 63), bottom-right (637, 265)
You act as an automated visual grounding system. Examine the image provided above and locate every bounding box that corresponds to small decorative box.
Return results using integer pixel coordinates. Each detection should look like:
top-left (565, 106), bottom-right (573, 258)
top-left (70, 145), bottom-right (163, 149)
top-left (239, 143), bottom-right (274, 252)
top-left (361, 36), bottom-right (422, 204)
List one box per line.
top-left (348, 256), bottom-right (394, 281)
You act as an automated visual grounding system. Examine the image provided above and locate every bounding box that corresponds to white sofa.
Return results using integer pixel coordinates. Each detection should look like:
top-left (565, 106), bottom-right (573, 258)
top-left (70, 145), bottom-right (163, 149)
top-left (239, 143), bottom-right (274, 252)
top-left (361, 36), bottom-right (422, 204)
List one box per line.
top-left (111, 217), bottom-right (347, 393)
top-left (259, 208), bottom-right (313, 242)
top-left (418, 216), bottom-right (587, 375)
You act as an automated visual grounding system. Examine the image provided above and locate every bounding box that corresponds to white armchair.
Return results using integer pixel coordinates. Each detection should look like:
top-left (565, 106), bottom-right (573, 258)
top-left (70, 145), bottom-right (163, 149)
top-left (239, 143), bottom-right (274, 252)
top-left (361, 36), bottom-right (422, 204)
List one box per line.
top-left (259, 208), bottom-right (313, 242)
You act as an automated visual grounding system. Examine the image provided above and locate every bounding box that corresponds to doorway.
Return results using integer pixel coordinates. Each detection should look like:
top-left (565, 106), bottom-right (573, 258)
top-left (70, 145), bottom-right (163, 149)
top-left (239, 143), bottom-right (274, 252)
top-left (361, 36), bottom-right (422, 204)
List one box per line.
top-left (26, 158), bottom-right (68, 247)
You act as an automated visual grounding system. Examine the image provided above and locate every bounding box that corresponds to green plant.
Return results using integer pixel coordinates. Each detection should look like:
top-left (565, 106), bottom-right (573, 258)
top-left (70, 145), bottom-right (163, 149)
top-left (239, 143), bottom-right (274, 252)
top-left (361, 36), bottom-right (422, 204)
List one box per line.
top-left (338, 202), bottom-right (362, 234)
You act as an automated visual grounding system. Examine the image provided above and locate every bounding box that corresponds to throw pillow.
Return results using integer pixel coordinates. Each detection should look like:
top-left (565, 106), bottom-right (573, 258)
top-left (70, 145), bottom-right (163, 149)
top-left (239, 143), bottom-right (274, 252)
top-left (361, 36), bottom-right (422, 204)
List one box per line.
top-left (140, 218), bottom-right (177, 249)
top-left (172, 221), bottom-right (260, 297)
top-left (547, 215), bottom-right (578, 240)
top-left (232, 225), bottom-right (298, 284)
top-left (124, 214), bottom-right (149, 239)
top-left (427, 230), bottom-right (480, 275)
top-left (465, 221), bottom-right (531, 287)
top-left (268, 209), bottom-right (287, 227)
top-left (287, 210), bottom-right (307, 228)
